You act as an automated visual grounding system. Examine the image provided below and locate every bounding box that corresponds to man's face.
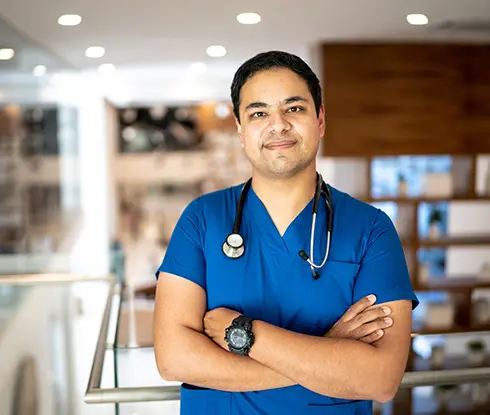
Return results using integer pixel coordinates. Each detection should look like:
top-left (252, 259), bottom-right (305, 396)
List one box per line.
top-left (236, 68), bottom-right (325, 179)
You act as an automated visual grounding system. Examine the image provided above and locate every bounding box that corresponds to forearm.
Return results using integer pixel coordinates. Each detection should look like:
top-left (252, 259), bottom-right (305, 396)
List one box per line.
top-left (156, 325), bottom-right (295, 391)
top-left (249, 321), bottom-right (400, 402)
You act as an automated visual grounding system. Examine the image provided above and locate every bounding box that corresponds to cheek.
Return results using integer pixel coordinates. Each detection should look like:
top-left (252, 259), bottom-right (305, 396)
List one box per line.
top-left (242, 127), bottom-right (263, 153)
top-left (242, 141), bottom-right (260, 160)
top-left (294, 120), bottom-right (311, 134)
top-left (296, 121), bottom-right (319, 143)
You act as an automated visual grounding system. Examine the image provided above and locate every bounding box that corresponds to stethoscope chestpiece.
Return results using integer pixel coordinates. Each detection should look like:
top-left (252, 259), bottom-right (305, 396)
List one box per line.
top-left (222, 233), bottom-right (245, 259)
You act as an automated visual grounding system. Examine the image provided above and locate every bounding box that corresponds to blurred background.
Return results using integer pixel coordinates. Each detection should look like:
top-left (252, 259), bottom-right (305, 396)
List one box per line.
top-left (1, 1), bottom-right (490, 414)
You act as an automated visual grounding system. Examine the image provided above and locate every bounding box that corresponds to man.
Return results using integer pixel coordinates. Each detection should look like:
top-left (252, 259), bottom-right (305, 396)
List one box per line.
top-left (153, 50), bottom-right (419, 415)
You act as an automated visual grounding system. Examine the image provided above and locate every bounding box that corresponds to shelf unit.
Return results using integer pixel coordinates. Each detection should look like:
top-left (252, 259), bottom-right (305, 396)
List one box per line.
top-left (360, 154), bottom-right (490, 415)
top-left (407, 355), bottom-right (490, 415)
top-left (319, 41), bottom-right (490, 415)
top-left (361, 155), bottom-right (490, 331)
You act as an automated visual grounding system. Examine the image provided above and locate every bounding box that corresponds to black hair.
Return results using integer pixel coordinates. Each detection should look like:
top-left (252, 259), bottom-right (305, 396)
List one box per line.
top-left (230, 50), bottom-right (322, 123)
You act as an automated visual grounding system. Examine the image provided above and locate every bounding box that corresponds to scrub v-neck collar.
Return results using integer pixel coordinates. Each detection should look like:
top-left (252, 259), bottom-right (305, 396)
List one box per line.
top-left (247, 185), bottom-right (314, 254)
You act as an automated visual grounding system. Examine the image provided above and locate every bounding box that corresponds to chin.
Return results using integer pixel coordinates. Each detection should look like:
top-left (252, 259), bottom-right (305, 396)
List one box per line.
top-left (252, 155), bottom-right (312, 179)
top-left (266, 166), bottom-right (302, 179)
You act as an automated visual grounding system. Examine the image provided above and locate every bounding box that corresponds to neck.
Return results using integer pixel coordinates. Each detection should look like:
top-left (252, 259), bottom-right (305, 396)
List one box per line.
top-left (251, 166), bottom-right (318, 213)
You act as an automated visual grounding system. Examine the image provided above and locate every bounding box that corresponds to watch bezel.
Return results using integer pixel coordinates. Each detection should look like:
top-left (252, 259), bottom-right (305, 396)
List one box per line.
top-left (224, 316), bottom-right (255, 356)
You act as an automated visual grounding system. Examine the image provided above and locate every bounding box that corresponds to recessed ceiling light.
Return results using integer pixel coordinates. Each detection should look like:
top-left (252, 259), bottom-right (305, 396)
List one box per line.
top-left (0, 48), bottom-right (15, 60)
top-left (33, 65), bottom-right (47, 76)
top-left (237, 12), bottom-right (261, 25)
top-left (206, 45), bottom-right (227, 58)
top-left (98, 63), bottom-right (115, 74)
top-left (58, 14), bottom-right (82, 26)
top-left (85, 46), bottom-right (105, 58)
top-left (188, 62), bottom-right (207, 74)
top-left (406, 14), bottom-right (429, 26)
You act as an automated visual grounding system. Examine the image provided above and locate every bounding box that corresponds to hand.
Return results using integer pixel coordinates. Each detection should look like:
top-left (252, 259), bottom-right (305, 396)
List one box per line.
top-left (204, 307), bottom-right (240, 350)
top-left (325, 295), bottom-right (393, 344)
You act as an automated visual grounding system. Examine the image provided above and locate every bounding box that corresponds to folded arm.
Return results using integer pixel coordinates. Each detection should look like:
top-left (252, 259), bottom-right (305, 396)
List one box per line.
top-left (153, 272), bottom-right (295, 391)
top-left (154, 272), bottom-right (399, 395)
top-left (248, 299), bottom-right (412, 402)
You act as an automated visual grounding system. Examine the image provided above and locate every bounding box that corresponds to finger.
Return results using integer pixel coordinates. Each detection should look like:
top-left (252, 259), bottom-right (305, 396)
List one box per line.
top-left (359, 329), bottom-right (384, 344)
top-left (364, 304), bottom-right (388, 312)
top-left (353, 306), bottom-right (391, 326)
top-left (340, 294), bottom-right (377, 322)
top-left (353, 317), bottom-right (393, 339)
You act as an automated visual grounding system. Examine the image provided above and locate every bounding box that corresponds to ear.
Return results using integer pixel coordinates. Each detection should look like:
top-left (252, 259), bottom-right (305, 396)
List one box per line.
top-left (235, 116), bottom-right (245, 148)
top-left (318, 105), bottom-right (326, 139)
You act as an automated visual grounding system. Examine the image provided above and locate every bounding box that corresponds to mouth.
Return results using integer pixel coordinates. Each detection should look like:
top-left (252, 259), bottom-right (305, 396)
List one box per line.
top-left (263, 140), bottom-right (297, 150)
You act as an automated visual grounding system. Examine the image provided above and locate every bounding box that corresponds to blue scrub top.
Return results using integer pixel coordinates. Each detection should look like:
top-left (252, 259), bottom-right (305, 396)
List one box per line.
top-left (157, 182), bottom-right (419, 415)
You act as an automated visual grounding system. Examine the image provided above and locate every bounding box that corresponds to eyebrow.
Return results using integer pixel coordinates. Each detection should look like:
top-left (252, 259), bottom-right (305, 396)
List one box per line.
top-left (244, 95), bottom-right (309, 112)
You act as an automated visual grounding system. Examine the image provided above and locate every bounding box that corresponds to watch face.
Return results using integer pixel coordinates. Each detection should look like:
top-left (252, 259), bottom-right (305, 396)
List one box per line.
top-left (229, 328), bottom-right (248, 348)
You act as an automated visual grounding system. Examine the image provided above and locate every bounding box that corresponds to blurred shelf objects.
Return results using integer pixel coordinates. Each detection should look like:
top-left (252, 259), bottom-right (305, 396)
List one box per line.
top-left (354, 154), bottom-right (490, 415)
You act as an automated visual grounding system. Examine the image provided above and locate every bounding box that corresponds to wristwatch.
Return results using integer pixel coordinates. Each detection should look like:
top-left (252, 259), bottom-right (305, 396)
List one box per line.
top-left (224, 315), bottom-right (255, 356)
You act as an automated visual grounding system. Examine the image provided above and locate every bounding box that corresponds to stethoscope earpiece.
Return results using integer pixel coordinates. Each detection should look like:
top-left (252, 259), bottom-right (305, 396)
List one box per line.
top-left (298, 250), bottom-right (309, 261)
top-left (298, 250), bottom-right (322, 280)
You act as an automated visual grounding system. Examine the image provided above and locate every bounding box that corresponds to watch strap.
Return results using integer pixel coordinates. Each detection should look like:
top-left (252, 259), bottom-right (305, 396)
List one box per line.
top-left (232, 315), bottom-right (253, 330)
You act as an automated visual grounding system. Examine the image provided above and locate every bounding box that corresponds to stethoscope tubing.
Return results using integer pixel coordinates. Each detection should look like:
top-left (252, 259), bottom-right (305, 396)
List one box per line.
top-left (222, 173), bottom-right (333, 279)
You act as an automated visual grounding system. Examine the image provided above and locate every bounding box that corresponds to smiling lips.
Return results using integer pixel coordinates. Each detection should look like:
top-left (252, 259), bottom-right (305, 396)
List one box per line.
top-left (263, 140), bottom-right (297, 150)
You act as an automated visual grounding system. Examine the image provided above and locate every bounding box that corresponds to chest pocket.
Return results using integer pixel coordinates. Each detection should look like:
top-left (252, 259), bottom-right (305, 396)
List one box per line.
top-left (313, 260), bottom-right (361, 310)
top-left (278, 259), bottom-right (361, 335)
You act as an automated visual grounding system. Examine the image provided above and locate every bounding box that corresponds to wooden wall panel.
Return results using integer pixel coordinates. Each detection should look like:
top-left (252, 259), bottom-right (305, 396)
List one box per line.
top-left (195, 103), bottom-right (236, 133)
top-left (461, 45), bottom-right (490, 150)
top-left (321, 44), bottom-right (490, 156)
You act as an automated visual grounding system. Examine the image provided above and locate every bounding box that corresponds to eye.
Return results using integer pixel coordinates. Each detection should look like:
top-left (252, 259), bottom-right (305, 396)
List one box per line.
top-left (287, 106), bottom-right (304, 113)
top-left (251, 111), bottom-right (266, 118)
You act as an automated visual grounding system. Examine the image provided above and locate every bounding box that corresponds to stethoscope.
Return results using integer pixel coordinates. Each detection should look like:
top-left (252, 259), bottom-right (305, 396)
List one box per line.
top-left (222, 173), bottom-right (333, 280)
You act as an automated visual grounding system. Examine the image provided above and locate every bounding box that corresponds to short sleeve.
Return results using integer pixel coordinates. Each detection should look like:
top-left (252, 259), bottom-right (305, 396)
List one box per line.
top-left (353, 209), bottom-right (419, 310)
top-left (155, 198), bottom-right (206, 291)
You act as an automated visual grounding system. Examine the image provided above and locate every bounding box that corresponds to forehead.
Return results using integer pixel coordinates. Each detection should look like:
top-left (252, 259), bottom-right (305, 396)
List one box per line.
top-left (240, 68), bottom-right (312, 106)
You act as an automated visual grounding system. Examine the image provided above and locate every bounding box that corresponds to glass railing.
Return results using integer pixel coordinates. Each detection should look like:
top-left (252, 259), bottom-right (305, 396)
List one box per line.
top-left (84, 281), bottom-right (490, 415)
top-left (0, 284), bottom-right (29, 331)
top-left (85, 280), bottom-right (180, 407)
top-left (0, 273), bottom-right (114, 415)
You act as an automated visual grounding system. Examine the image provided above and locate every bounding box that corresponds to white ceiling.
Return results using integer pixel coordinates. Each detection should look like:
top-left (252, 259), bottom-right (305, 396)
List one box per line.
top-left (0, 0), bottom-right (489, 102)
top-left (0, 15), bottom-right (68, 73)
top-left (2, 0), bottom-right (490, 69)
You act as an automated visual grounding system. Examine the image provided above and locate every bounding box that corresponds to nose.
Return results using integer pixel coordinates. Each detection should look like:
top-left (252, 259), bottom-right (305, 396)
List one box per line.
top-left (267, 111), bottom-right (291, 135)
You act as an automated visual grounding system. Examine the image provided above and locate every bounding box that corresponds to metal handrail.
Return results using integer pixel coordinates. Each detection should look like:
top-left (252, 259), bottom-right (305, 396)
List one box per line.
top-left (85, 277), bottom-right (120, 399)
top-left (0, 273), bottom-right (112, 285)
top-left (85, 283), bottom-right (490, 404)
top-left (402, 367), bottom-right (490, 388)
top-left (85, 369), bottom-right (490, 404)
top-left (85, 385), bottom-right (181, 404)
